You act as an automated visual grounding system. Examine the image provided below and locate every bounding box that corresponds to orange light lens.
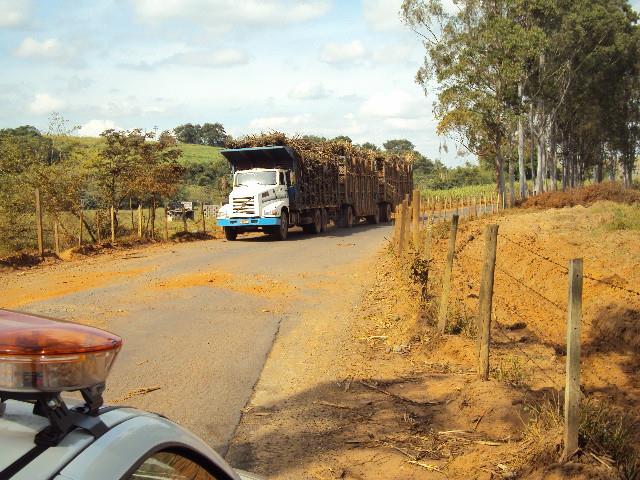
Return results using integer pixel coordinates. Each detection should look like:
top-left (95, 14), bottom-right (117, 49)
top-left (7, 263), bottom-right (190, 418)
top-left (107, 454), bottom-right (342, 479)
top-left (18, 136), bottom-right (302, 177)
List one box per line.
top-left (0, 309), bottom-right (122, 392)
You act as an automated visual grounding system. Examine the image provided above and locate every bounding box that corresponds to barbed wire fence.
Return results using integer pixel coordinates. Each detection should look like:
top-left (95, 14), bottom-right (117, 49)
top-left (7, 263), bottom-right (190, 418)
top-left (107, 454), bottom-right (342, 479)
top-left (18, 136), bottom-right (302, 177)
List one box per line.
top-left (23, 189), bottom-right (223, 258)
top-left (394, 188), bottom-right (638, 463)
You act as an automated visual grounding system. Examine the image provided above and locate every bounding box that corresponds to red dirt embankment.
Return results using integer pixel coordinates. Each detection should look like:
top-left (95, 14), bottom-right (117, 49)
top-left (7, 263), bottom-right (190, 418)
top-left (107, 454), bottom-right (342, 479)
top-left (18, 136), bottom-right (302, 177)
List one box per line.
top-left (228, 198), bottom-right (639, 479)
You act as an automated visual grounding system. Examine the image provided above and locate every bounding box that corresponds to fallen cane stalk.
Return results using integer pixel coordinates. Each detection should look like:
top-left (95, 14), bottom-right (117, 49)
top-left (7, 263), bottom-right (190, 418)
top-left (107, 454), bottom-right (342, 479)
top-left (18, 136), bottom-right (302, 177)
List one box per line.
top-left (407, 460), bottom-right (443, 473)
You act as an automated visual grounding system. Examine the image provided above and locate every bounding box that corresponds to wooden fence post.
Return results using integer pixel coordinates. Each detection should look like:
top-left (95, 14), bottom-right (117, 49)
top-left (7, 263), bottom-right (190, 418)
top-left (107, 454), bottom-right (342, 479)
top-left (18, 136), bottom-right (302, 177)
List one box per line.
top-left (110, 206), bottom-right (115, 243)
top-left (397, 201), bottom-right (407, 255)
top-left (35, 189), bottom-right (44, 257)
top-left (403, 201), bottom-right (412, 252)
top-left (412, 189), bottom-right (421, 250)
top-left (424, 223), bottom-right (433, 263)
top-left (182, 205), bottom-right (188, 233)
top-left (478, 224), bottom-right (499, 380)
top-left (563, 258), bottom-right (583, 461)
top-left (138, 204), bottom-right (143, 238)
top-left (78, 204), bottom-right (83, 247)
top-left (164, 204), bottom-right (169, 241)
top-left (201, 204), bottom-right (207, 234)
top-left (54, 220), bottom-right (60, 256)
top-left (437, 214), bottom-right (459, 333)
top-left (96, 211), bottom-right (102, 244)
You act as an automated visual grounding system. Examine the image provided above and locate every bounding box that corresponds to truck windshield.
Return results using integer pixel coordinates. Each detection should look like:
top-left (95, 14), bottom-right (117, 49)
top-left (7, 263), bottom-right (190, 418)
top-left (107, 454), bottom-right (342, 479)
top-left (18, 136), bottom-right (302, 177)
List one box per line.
top-left (235, 171), bottom-right (277, 186)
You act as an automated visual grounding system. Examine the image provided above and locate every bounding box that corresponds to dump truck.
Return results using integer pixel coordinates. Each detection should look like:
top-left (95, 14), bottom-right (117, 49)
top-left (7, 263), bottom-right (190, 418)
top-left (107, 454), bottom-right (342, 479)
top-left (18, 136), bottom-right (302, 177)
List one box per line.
top-left (216, 141), bottom-right (412, 241)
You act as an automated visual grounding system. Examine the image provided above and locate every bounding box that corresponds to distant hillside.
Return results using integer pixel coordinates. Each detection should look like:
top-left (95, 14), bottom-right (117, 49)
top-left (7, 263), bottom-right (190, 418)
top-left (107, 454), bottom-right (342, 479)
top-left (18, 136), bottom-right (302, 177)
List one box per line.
top-left (73, 136), bottom-right (225, 165)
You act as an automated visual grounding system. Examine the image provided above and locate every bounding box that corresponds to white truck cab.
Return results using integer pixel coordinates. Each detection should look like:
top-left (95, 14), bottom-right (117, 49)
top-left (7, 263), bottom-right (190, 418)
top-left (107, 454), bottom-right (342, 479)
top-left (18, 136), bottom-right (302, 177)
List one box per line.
top-left (217, 168), bottom-right (291, 241)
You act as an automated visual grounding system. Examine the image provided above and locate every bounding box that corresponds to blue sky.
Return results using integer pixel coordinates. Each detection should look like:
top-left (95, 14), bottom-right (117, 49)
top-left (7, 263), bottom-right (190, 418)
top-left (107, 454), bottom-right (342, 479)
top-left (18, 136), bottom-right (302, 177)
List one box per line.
top-left (1, 0), bottom-right (639, 166)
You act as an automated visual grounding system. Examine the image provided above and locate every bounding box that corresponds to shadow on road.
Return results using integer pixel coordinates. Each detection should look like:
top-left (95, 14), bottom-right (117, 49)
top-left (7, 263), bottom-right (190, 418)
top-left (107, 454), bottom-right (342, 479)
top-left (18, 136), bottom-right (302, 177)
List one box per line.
top-left (224, 374), bottom-right (534, 478)
top-left (233, 222), bottom-right (392, 243)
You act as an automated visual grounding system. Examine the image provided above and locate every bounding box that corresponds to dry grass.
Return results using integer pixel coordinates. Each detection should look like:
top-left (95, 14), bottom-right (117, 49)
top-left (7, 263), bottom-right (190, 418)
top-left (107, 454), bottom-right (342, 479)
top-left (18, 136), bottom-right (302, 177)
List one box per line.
top-left (522, 182), bottom-right (640, 209)
top-left (491, 355), bottom-right (531, 388)
top-left (522, 396), bottom-right (639, 479)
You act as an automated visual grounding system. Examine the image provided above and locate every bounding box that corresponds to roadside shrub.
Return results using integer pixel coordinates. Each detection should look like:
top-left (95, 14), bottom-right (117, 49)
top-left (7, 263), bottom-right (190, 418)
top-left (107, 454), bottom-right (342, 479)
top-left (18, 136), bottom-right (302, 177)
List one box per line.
top-left (603, 204), bottom-right (640, 231)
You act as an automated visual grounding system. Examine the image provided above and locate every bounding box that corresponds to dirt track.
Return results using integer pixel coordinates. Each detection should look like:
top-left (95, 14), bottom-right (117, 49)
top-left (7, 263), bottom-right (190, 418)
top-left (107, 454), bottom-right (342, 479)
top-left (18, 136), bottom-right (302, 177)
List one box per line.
top-left (0, 223), bottom-right (392, 453)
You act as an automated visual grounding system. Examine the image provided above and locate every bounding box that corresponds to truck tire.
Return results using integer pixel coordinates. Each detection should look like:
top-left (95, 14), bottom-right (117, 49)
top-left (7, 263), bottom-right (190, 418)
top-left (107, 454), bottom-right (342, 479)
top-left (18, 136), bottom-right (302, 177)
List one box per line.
top-left (366, 209), bottom-right (380, 225)
top-left (273, 212), bottom-right (288, 240)
top-left (320, 208), bottom-right (328, 232)
top-left (379, 203), bottom-right (392, 223)
top-left (338, 205), bottom-right (353, 228)
top-left (224, 227), bottom-right (237, 241)
top-left (302, 209), bottom-right (321, 234)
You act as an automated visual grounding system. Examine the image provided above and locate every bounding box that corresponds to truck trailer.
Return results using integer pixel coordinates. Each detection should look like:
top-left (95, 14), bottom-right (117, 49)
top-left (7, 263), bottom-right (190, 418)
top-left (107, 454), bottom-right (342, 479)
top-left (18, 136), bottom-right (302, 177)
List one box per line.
top-left (216, 137), bottom-right (412, 240)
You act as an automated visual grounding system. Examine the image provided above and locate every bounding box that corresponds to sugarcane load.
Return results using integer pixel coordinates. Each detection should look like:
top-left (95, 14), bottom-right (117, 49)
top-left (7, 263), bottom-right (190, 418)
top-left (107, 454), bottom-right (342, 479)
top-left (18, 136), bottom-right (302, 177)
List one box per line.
top-left (216, 132), bottom-right (413, 240)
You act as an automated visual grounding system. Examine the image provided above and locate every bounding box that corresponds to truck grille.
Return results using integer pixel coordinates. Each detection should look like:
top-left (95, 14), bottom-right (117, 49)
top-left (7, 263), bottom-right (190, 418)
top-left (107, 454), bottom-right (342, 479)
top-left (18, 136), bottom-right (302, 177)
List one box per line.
top-left (232, 196), bottom-right (256, 215)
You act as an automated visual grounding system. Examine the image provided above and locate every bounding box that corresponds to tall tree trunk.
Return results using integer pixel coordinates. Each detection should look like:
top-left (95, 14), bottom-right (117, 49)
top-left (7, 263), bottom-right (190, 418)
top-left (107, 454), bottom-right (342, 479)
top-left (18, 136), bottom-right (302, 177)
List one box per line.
top-left (518, 83), bottom-right (526, 199)
top-left (529, 106), bottom-right (536, 192)
top-left (508, 156), bottom-right (515, 207)
top-left (609, 156), bottom-right (617, 181)
top-left (496, 133), bottom-right (506, 205)
top-left (536, 131), bottom-right (545, 194)
top-left (151, 195), bottom-right (156, 240)
top-left (549, 124), bottom-right (557, 191)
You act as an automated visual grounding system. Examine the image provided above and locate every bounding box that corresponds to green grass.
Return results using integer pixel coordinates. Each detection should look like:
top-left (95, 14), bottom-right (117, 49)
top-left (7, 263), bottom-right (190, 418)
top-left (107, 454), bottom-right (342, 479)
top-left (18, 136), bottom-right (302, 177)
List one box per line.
top-left (420, 183), bottom-right (496, 200)
top-left (177, 143), bottom-right (225, 164)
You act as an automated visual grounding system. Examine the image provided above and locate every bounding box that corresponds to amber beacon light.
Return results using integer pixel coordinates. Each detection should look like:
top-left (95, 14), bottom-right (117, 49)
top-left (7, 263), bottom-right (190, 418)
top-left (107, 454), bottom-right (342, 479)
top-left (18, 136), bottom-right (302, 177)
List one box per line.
top-left (0, 309), bottom-right (122, 393)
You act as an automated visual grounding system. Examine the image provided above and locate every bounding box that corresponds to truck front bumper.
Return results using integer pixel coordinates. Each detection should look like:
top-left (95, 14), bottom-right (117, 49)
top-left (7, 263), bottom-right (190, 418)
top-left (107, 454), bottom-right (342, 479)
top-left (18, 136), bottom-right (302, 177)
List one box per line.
top-left (217, 217), bottom-right (281, 227)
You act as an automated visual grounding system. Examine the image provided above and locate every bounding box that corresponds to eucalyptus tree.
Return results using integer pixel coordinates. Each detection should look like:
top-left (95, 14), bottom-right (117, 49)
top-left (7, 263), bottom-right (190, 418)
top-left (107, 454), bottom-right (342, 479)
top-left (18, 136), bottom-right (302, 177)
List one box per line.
top-left (402, 0), bottom-right (545, 201)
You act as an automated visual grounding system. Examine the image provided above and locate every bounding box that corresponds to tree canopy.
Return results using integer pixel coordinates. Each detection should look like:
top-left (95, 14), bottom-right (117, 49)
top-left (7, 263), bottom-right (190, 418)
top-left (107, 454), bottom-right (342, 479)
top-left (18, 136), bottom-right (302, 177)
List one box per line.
top-left (174, 122), bottom-right (228, 147)
top-left (402, 0), bottom-right (640, 195)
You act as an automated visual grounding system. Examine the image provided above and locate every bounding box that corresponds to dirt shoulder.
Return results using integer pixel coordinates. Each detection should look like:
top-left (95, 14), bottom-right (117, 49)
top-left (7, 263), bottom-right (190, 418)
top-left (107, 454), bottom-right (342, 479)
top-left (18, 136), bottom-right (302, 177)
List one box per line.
top-left (227, 201), bottom-right (640, 479)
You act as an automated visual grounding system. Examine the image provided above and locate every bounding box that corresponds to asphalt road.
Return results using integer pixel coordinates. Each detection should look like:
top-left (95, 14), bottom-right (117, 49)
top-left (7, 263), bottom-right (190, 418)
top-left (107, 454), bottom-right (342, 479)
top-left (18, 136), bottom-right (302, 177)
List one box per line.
top-left (0, 223), bottom-right (391, 452)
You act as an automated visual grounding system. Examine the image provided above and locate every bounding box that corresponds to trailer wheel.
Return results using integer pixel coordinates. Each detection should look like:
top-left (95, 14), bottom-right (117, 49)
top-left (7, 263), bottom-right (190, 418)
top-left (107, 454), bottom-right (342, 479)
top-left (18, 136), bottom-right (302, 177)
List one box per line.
top-left (224, 227), bottom-right (238, 241)
top-left (273, 212), bottom-right (288, 240)
top-left (320, 208), bottom-right (328, 232)
top-left (338, 205), bottom-right (353, 228)
top-left (366, 209), bottom-right (380, 225)
top-left (379, 203), bottom-right (392, 223)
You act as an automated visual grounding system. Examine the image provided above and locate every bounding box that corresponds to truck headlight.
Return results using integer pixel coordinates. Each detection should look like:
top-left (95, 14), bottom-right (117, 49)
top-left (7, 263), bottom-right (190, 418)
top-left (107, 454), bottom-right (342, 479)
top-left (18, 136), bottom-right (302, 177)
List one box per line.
top-left (217, 210), bottom-right (228, 219)
top-left (263, 207), bottom-right (278, 216)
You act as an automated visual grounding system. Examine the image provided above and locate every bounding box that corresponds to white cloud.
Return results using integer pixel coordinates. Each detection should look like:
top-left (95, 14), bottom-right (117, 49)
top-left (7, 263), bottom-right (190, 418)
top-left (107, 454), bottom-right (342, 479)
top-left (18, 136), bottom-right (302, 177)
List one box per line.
top-left (362, 0), bottom-right (402, 32)
top-left (320, 40), bottom-right (366, 64)
top-left (0, 0), bottom-right (31, 27)
top-left (132, 0), bottom-right (331, 27)
top-left (372, 43), bottom-right (415, 64)
top-left (360, 89), bottom-right (424, 119)
top-left (15, 37), bottom-right (65, 58)
top-left (384, 117), bottom-right (429, 131)
top-left (77, 119), bottom-right (122, 137)
top-left (29, 93), bottom-right (65, 114)
top-left (249, 114), bottom-right (312, 130)
top-left (289, 82), bottom-right (330, 100)
top-left (167, 48), bottom-right (249, 68)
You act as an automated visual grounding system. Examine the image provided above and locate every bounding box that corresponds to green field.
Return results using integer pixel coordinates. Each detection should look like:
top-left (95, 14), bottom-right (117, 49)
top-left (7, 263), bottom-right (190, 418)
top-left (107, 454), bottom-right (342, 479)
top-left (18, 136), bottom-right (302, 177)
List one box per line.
top-left (69, 136), bottom-right (224, 166)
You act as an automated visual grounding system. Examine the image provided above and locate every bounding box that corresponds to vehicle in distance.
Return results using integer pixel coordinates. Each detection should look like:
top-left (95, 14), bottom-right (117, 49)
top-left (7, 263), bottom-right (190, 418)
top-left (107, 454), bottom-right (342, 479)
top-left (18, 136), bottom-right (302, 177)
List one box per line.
top-left (216, 136), bottom-right (412, 240)
top-left (0, 309), bottom-right (262, 480)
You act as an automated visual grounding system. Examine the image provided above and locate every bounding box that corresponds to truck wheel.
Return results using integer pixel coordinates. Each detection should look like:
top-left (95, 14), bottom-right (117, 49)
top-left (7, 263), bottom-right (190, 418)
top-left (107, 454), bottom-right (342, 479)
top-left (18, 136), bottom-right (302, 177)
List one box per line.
top-left (224, 227), bottom-right (237, 241)
top-left (366, 209), bottom-right (380, 225)
top-left (380, 203), bottom-right (392, 223)
top-left (302, 209), bottom-right (321, 234)
top-left (320, 209), bottom-right (328, 232)
top-left (311, 209), bottom-right (322, 233)
top-left (338, 205), bottom-right (353, 228)
top-left (273, 212), bottom-right (288, 240)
